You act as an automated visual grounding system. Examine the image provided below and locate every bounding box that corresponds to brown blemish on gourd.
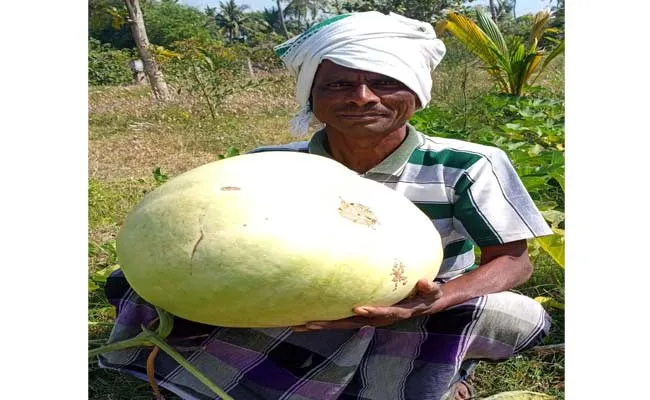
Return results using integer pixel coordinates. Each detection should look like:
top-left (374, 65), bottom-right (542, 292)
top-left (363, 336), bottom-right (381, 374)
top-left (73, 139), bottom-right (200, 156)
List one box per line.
top-left (337, 197), bottom-right (379, 228)
top-left (391, 260), bottom-right (408, 291)
top-left (221, 186), bottom-right (241, 191)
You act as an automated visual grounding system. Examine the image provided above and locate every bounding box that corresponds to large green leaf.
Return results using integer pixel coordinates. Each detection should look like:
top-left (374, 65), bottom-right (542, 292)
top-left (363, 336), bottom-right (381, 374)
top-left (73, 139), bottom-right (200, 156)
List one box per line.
top-left (537, 228), bottom-right (565, 268)
top-left (475, 8), bottom-right (509, 58)
top-left (445, 12), bottom-right (500, 67)
top-left (534, 296), bottom-right (565, 311)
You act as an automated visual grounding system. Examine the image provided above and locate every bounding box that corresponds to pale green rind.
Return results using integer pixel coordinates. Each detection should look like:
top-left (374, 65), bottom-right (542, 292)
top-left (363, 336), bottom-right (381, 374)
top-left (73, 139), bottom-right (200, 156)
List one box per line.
top-left (117, 152), bottom-right (443, 327)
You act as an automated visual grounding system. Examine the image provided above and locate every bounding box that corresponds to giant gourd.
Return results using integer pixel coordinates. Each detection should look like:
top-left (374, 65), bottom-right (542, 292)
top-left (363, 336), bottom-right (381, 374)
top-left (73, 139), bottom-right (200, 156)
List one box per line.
top-left (116, 151), bottom-right (443, 327)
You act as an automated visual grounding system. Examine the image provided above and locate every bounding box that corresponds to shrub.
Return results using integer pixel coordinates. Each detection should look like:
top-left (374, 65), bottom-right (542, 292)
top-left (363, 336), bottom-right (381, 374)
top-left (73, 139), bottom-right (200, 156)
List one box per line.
top-left (88, 38), bottom-right (135, 86)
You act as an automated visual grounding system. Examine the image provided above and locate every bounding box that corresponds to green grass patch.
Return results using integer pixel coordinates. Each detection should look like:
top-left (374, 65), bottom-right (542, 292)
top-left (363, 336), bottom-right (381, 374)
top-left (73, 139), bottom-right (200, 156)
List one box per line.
top-left (88, 178), bottom-right (152, 230)
top-left (469, 351), bottom-right (565, 399)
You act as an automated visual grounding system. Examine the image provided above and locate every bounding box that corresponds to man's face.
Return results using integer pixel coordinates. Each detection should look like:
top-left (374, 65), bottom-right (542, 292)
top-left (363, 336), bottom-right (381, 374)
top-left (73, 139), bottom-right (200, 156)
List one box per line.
top-left (310, 60), bottom-right (420, 137)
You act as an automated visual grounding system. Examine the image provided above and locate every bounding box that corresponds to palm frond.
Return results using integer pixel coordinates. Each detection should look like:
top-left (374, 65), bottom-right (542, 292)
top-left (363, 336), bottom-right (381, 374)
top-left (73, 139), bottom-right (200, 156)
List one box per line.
top-left (530, 40), bottom-right (565, 86)
top-left (445, 12), bottom-right (500, 67)
top-left (528, 10), bottom-right (552, 48)
top-left (475, 8), bottom-right (509, 57)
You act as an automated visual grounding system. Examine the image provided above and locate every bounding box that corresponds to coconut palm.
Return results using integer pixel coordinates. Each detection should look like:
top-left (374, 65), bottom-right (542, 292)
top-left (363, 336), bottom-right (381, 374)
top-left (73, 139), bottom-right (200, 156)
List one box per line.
top-left (437, 8), bottom-right (564, 96)
top-left (215, 0), bottom-right (250, 43)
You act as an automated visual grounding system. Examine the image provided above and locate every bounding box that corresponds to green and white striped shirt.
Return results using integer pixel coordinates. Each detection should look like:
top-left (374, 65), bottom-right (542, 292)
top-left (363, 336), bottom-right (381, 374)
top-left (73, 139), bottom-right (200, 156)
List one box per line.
top-left (253, 124), bottom-right (552, 279)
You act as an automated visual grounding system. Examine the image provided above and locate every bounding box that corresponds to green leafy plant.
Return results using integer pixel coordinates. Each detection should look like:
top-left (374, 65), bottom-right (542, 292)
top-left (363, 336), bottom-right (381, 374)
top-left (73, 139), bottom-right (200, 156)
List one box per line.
top-left (218, 146), bottom-right (240, 159)
top-left (436, 8), bottom-right (564, 96)
top-left (152, 167), bottom-right (169, 184)
top-left (88, 38), bottom-right (134, 86)
top-left (162, 38), bottom-right (257, 119)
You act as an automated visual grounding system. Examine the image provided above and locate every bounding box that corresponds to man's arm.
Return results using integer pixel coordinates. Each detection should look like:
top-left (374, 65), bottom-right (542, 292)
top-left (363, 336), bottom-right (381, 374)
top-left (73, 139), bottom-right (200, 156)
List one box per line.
top-left (292, 239), bottom-right (532, 331)
top-left (427, 239), bottom-right (532, 314)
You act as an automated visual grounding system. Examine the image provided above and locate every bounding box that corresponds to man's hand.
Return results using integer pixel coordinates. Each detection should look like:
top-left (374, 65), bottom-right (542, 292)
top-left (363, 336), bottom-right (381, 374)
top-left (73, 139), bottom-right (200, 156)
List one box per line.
top-left (292, 278), bottom-right (443, 332)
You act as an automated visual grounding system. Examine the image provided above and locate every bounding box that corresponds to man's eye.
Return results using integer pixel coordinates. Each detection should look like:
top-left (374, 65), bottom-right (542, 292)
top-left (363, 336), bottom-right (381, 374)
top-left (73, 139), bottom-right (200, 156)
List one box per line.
top-left (326, 81), bottom-right (350, 88)
top-left (373, 80), bottom-right (402, 87)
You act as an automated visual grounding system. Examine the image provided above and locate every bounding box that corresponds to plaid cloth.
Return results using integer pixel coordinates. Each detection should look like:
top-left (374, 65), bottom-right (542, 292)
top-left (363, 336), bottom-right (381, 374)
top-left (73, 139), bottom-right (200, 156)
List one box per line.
top-left (97, 135), bottom-right (552, 399)
top-left (98, 270), bottom-right (550, 400)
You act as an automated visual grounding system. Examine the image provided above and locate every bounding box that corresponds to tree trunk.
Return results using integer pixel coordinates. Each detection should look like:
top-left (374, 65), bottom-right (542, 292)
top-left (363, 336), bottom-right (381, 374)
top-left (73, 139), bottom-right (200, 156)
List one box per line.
top-left (276, 0), bottom-right (290, 38)
top-left (123, 0), bottom-right (171, 101)
top-left (488, 0), bottom-right (499, 20)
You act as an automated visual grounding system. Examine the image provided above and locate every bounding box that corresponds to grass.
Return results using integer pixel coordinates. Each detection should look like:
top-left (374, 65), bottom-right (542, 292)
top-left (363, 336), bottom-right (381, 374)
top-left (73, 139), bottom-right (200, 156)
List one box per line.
top-left (88, 62), bottom-right (565, 399)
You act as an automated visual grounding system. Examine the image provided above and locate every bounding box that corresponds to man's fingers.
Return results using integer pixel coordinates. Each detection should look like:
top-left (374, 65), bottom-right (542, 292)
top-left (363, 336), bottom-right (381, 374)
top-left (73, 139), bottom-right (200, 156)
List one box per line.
top-left (353, 306), bottom-right (410, 319)
top-left (305, 316), bottom-right (371, 330)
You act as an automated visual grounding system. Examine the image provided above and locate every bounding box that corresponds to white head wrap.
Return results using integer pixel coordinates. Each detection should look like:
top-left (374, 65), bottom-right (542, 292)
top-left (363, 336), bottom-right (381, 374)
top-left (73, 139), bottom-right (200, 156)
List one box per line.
top-left (274, 11), bottom-right (446, 137)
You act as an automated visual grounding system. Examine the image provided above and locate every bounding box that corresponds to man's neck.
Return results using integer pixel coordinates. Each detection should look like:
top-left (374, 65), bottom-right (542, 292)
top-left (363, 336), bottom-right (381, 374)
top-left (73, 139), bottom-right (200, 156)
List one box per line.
top-left (324, 125), bottom-right (408, 174)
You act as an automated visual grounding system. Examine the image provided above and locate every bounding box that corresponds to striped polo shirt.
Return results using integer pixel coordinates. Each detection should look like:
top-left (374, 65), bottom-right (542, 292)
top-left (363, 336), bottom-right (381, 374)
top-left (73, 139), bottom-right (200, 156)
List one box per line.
top-left (251, 124), bottom-right (552, 279)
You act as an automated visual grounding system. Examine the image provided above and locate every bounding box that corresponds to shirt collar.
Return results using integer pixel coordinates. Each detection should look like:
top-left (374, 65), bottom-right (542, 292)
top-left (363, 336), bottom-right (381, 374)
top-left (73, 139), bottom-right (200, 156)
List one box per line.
top-left (307, 124), bottom-right (422, 180)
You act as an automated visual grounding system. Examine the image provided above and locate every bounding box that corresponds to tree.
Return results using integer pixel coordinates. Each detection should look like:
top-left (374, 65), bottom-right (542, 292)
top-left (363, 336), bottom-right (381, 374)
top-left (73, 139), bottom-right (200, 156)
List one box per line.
top-left (89, 0), bottom-right (134, 48)
top-left (284, 0), bottom-right (322, 29)
top-left (275, 0), bottom-right (291, 38)
top-left (215, 0), bottom-right (250, 43)
top-left (123, 0), bottom-right (172, 101)
top-left (140, 0), bottom-right (213, 46)
top-left (437, 8), bottom-right (565, 96)
top-left (339, 0), bottom-right (471, 23)
top-left (487, 0), bottom-right (515, 21)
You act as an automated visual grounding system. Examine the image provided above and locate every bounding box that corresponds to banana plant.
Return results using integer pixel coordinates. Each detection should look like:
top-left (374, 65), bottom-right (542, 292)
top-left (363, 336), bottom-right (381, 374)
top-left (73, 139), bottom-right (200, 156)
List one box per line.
top-left (436, 8), bottom-right (564, 96)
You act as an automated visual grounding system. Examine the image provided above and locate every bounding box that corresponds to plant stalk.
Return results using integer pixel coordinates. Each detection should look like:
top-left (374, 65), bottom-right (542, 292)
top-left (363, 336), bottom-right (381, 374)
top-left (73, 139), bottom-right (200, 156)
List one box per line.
top-left (88, 334), bottom-right (152, 359)
top-left (144, 327), bottom-right (235, 400)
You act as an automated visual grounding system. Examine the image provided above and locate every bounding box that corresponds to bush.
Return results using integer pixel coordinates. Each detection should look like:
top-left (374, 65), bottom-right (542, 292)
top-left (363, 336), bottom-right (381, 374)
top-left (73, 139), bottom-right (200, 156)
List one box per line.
top-left (411, 89), bottom-right (565, 214)
top-left (88, 38), bottom-right (135, 86)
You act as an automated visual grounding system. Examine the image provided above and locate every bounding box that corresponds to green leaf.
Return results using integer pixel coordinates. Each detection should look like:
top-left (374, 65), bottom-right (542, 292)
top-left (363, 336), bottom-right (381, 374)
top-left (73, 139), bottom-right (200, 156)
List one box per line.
top-left (504, 123), bottom-right (524, 131)
top-left (549, 171), bottom-right (565, 192)
top-left (475, 8), bottom-right (509, 58)
top-left (527, 144), bottom-right (544, 156)
top-left (153, 167), bottom-right (169, 184)
top-left (534, 296), bottom-right (565, 311)
top-left (540, 210), bottom-right (565, 227)
top-left (88, 242), bottom-right (101, 257)
top-left (89, 280), bottom-right (100, 293)
top-left (482, 390), bottom-right (555, 399)
top-left (537, 228), bottom-right (565, 268)
top-left (91, 264), bottom-right (121, 284)
top-left (219, 146), bottom-right (240, 160)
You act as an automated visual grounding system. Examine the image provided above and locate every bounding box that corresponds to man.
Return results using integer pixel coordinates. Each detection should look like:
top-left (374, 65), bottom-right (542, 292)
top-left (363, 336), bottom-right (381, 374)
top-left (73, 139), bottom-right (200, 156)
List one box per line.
top-left (99, 11), bottom-right (553, 400)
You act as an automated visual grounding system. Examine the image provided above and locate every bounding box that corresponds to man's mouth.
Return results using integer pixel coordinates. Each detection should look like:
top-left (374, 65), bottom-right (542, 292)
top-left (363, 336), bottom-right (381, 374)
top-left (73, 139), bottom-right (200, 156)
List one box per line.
top-left (337, 113), bottom-right (387, 120)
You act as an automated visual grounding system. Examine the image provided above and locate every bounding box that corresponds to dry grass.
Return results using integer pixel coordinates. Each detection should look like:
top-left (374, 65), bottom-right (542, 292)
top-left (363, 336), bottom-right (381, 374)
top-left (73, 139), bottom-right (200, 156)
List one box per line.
top-left (88, 75), bottom-right (300, 183)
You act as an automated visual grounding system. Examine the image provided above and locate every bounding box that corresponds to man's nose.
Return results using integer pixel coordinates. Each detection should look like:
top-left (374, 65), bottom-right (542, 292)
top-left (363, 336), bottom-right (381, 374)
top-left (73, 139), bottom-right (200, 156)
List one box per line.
top-left (348, 84), bottom-right (380, 106)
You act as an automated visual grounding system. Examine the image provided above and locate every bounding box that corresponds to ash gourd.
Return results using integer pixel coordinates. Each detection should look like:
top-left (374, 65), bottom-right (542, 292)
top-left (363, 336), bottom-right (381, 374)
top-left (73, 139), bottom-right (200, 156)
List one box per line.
top-left (116, 151), bottom-right (444, 328)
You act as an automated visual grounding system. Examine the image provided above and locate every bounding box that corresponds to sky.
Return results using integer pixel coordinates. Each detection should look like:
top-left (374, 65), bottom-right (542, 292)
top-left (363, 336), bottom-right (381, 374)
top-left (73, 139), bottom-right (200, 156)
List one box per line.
top-left (180, 0), bottom-right (558, 15)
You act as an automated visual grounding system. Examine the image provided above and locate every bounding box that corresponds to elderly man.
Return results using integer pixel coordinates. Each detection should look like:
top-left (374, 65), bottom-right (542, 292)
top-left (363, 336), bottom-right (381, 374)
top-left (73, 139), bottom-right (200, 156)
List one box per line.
top-left (99, 11), bottom-right (553, 400)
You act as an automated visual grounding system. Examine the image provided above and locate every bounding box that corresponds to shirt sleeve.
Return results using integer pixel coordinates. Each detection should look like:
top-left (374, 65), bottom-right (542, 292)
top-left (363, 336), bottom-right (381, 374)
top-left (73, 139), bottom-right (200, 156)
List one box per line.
top-left (452, 148), bottom-right (553, 247)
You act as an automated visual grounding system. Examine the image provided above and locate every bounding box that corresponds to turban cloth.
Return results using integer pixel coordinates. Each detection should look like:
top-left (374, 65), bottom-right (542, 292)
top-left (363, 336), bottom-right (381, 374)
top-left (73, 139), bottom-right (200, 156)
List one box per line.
top-left (274, 11), bottom-right (447, 136)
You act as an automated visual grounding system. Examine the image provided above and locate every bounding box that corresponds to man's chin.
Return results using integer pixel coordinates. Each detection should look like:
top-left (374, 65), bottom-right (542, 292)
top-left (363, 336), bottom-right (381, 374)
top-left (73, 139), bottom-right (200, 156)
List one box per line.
top-left (334, 119), bottom-right (394, 134)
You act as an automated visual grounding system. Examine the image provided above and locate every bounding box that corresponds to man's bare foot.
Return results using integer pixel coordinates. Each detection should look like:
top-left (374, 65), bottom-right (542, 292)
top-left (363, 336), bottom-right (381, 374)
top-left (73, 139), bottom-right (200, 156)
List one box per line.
top-left (453, 380), bottom-right (474, 400)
